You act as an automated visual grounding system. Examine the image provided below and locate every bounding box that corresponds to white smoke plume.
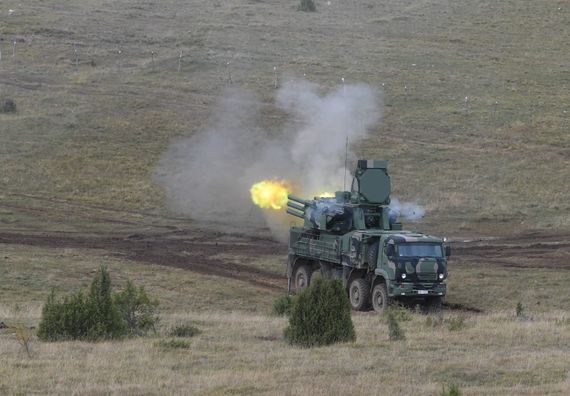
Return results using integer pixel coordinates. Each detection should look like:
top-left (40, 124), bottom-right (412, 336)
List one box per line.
top-left (389, 198), bottom-right (426, 222)
top-left (155, 78), bottom-right (382, 239)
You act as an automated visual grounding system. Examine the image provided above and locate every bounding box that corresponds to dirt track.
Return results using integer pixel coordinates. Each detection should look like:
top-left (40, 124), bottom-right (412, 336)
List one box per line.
top-left (1, 196), bottom-right (569, 294)
top-left (1, 227), bottom-right (569, 292)
top-left (0, 229), bottom-right (287, 291)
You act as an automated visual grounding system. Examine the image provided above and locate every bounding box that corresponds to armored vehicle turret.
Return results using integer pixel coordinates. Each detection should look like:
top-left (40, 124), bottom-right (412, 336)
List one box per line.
top-left (286, 160), bottom-right (450, 313)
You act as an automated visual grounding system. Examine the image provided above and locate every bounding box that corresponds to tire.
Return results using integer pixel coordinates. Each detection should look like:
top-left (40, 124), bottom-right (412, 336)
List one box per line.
top-left (371, 283), bottom-right (390, 314)
top-left (293, 264), bottom-right (310, 292)
top-left (349, 278), bottom-right (370, 311)
top-left (310, 267), bottom-right (322, 283)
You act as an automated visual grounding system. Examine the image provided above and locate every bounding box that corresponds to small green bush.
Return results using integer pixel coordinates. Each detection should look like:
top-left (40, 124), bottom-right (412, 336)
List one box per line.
top-left (440, 384), bottom-right (462, 396)
top-left (391, 304), bottom-right (412, 321)
top-left (516, 302), bottom-right (525, 318)
top-left (273, 295), bottom-right (293, 316)
top-left (298, 0), bottom-right (316, 12)
top-left (168, 323), bottom-right (201, 338)
top-left (37, 266), bottom-right (158, 342)
top-left (155, 339), bottom-right (191, 350)
top-left (115, 280), bottom-right (159, 336)
top-left (284, 278), bottom-right (355, 348)
top-left (446, 315), bottom-right (465, 331)
top-left (387, 307), bottom-right (405, 341)
top-left (425, 312), bottom-right (444, 328)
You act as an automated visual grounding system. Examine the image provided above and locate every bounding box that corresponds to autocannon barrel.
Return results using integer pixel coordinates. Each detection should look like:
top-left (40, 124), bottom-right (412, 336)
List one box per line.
top-left (287, 194), bottom-right (308, 205)
top-left (287, 201), bottom-right (305, 212)
top-left (286, 208), bottom-right (304, 219)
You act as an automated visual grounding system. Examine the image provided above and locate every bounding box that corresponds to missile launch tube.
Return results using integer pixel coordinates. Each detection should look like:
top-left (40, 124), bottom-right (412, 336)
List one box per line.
top-left (287, 201), bottom-right (305, 212)
top-left (286, 209), bottom-right (304, 219)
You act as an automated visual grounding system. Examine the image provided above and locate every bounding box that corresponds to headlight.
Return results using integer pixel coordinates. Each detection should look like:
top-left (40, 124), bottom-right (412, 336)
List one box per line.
top-left (439, 273), bottom-right (444, 279)
top-left (401, 273), bottom-right (407, 279)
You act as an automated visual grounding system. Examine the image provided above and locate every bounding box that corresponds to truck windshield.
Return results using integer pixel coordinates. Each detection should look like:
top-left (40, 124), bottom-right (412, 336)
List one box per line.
top-left (397, 243), bottom-right (443, 258)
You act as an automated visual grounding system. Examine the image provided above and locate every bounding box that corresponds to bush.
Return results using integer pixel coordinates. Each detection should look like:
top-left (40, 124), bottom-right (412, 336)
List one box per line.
top-left (391, 304), bottom-right (412, 321)
top-left (387, 307), bottom-right (405, 341)
top-left (0, 99), bottom-right (16, 113)
top-left (298, 0), bottom-right (316, 12)
top-left (516, 302), bottom-right (525, 318)
top-left (115, 280), bottom-right (159, 336)
top-left (440, 384), bottom-right (462, 396)
top-left (446, 315), bottom-right (465, 331)
top-left (284, 278), bottom-right (355, 347)
top-left (155, 339), bottom-right (191, 350)
top-left (168, 323), bottom-right (200, 338)
top-left (37, 266), bottom-right (158, 341)
top-left (273, 295), bottom-right (293, 316)
top-left (425, 312), bottom-right (444, 328)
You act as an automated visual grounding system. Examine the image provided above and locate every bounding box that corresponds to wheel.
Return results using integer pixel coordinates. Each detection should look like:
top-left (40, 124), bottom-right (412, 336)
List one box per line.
top-left (371, 283), bottom-right (390, 314)
top-left (310, 267), bottom-right (322, 283)
top-left (423, 296), bottom-right (442, 314)
top-left (349, 278), bottom-right (370, 311)
top-left (293, 265), bottom-right (310, 292)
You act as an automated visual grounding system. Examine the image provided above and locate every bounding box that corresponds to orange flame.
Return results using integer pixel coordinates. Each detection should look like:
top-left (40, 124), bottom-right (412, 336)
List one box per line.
top-left (250, 179), bottom-right (291, 210)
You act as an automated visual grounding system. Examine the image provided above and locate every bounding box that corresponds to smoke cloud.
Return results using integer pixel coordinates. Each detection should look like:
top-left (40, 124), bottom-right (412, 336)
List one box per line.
top-left (156, 78), bottom-right (427, 239)
top-left (389, 198), bottom-right (426, 221)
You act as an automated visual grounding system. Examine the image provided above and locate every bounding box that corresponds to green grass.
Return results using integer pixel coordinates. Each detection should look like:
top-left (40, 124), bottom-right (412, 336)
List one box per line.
top-left (0, 0), bottom-right (568, 234)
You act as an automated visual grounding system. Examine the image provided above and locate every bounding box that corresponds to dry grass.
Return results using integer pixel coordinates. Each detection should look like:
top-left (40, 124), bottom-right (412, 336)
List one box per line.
top-left (1, 310), bottom-right (570, 395)
top-left (1, 242), bottom-right (570, 394)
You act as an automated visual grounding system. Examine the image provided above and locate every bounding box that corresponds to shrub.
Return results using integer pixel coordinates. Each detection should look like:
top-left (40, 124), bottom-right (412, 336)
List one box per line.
top-left (516, 302), bottom-right (525, 318)
top-left (440, 384), bottom-right (462, 396)
top-left (168, 323), bottom-right (200, 338)
top-left (425, 312), bottom-right (444, 328)
top-left (14, 323), bottom-right (33, 357)
top-left (273, 295), bottom-right (293, 316)
top-left (37, 266), bottom-right (158, 341)
top-left (86, 266), bottom-right (125, 340)
top-left (387, 307), bottom-right (405, 341)
top-left (298, 0), bottom-right (316, 12)
top-left (391, 304), bottom-right (412, 322)
top-left (446, 315), bottom-right (465, 331)
top-left (0, 99), bottom-right (16, 113)
top-left (155, 339), bottom-right (191, 350)
top-left (115, 280), bottom-right (159, 336)
top-left (284, 278), bottom-right (355, 347)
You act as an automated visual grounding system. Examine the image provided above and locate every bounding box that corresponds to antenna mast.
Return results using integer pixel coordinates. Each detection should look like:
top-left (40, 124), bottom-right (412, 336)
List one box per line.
top-left (343, 136), bottom-right (349, 191)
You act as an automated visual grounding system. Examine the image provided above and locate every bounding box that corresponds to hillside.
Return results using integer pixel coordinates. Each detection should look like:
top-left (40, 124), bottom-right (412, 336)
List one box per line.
top-left (1, 0), bottom-right (570, 394)
top-left (1, 0), bottom-right (568, 233)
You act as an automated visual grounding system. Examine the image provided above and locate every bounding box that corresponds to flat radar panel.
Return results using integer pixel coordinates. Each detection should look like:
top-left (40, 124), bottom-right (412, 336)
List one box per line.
top-left (358, 168), bottom-right (390, 204)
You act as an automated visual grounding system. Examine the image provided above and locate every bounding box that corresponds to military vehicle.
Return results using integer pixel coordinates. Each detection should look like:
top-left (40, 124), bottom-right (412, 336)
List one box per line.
top-left (285, 160), bottom-right (450, 313)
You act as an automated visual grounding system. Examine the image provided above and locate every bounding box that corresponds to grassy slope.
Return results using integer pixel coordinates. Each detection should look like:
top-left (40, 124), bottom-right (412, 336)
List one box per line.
top-left (1, 0), bottom-right (570, 394)
top-left (0, 0), bottom-right (568, 233)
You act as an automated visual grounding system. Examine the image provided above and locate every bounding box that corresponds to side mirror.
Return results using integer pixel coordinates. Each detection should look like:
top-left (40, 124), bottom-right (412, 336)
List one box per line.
top-left (445, 245), bottom-right (451, 258)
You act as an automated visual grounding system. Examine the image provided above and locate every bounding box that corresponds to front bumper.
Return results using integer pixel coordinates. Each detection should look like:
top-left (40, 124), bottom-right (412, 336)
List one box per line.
top-left (388, 281), bottom-right (446, 297)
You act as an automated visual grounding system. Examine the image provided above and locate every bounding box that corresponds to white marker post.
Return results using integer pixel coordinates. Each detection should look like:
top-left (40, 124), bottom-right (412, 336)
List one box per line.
top-left (273, 66), bottom-right (278, 89)
top-left (226, 61), bottom-right (232, 85)
top-left (178, 50), bottom-right (183, 72)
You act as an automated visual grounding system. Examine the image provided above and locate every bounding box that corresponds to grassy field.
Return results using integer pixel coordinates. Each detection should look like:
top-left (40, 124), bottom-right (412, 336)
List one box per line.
top-left (1, 0), bottom-right (569, 394)
top-left (1, 238), bottom-right (570, 395)
top-left (0, 0), bottom-right (568, 232)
